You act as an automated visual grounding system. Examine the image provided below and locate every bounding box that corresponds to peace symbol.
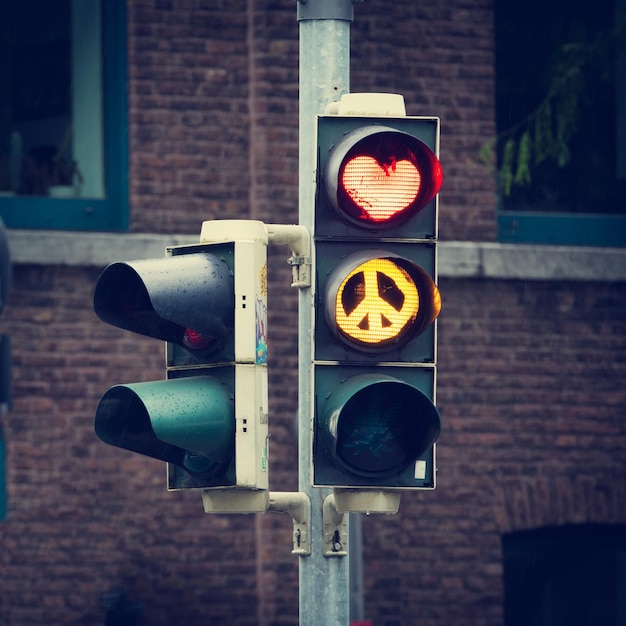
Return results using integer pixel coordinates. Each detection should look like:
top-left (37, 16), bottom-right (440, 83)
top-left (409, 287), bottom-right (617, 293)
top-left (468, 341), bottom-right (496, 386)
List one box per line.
top-left (334, 258), bottom-right (420, 346)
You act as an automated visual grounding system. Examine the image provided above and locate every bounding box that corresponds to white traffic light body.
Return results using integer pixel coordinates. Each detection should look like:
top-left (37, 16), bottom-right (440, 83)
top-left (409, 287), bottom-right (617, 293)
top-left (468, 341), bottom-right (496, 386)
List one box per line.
top-left (197, 220), bottom-right (270, 493)
top-left (165, 222), bottom-right (270, 492)
top-left (199, 219), bottom-right (270, 364)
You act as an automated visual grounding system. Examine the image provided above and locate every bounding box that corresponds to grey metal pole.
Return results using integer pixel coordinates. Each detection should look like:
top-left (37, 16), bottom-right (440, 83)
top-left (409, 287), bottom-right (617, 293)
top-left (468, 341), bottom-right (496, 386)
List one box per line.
top-left (297, 2), bottom-right (352, 624)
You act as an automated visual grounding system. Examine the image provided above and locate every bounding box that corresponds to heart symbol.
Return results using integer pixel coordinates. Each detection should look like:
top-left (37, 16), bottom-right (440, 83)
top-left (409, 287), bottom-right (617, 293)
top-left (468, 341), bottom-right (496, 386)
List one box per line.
top-left (342, 156), bottom-right (421, 222)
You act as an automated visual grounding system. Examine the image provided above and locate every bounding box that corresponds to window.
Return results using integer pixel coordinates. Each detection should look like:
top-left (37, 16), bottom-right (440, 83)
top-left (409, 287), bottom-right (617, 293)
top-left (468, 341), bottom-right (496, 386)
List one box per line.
top-left (494, 0), bottom-right (626, 246)
top-left (503, 525), bottom-right (626, 626)
top-left (0, 0), bottom-right (128, 231)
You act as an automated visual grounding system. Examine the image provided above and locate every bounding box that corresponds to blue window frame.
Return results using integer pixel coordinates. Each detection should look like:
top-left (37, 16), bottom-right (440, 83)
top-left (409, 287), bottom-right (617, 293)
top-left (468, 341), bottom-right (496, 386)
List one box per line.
top-left (498, 212), bottom-right (626, 248)
top-left (0, 0), bottom-right (128, 232)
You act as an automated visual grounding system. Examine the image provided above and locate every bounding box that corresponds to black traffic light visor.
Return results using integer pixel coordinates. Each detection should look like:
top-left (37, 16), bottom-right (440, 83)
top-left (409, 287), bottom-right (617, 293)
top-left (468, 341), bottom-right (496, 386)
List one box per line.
top-left (93, 253), bottom-right (234, 351)
top-left (95, 376), bottom-right (235, 474)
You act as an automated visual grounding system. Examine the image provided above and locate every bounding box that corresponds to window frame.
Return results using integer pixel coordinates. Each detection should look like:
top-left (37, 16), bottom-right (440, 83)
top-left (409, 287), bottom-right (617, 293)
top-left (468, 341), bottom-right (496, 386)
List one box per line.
top-left (498, 212), bottom-right (626, 247)
top-left (494, 0), bottom-right (626, 248)
top-left (0, 0), bottom-right (129, 232)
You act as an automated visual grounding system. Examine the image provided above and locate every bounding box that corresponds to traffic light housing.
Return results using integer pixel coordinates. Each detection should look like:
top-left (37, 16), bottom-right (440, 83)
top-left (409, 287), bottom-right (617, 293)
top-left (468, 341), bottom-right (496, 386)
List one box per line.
top-left (94, 220), bottom-right (269, 499)
top-left (312, 111), bottom-right (442, 510)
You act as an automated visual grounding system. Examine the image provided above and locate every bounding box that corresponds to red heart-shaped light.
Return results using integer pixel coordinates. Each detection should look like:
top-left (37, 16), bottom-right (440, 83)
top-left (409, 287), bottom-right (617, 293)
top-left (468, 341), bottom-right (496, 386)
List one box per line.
top-left (342, 156), bottom-right (422, 222)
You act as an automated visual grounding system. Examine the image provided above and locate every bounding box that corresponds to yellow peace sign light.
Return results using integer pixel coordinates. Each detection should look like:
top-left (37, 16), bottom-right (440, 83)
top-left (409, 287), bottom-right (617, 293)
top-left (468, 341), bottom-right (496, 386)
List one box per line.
top-left (336, 258), bottom-right (419, 346)
top-left (326, 252), bottom-right (441, 352)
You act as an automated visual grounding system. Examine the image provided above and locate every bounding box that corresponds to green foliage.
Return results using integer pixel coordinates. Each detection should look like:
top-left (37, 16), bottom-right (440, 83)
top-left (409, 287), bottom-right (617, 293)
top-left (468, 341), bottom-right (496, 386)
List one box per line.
top-left (484, 20), bottom-right (622, 197)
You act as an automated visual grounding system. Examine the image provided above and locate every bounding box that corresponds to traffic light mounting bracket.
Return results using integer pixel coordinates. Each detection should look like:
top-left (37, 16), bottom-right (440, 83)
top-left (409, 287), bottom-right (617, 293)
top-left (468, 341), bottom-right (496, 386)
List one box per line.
top-left (268, 492), bottom-right (311, 556)
top-left (200, 220), bottom-right (311, 289)
top-left (322, 493), bottom-right (348, 557)
top-left (201, 490), bottom-right (312, 556)
top-left (265, 223), bottom-right (311, 288)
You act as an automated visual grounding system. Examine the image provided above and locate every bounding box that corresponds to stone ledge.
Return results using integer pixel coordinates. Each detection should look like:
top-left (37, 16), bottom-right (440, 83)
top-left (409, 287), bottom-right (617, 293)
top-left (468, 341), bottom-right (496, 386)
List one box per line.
top-left (6, 229), bottom-right (626, 282)
top-left (438, 241), bottom-right (626, 282)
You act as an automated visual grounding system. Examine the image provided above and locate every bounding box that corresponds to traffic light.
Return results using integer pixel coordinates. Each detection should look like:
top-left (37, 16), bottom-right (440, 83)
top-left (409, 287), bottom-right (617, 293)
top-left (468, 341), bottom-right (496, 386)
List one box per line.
top-left (312, 110), bottom-right (443, 511)
top-left (94, 220), bottom-right (269, 503)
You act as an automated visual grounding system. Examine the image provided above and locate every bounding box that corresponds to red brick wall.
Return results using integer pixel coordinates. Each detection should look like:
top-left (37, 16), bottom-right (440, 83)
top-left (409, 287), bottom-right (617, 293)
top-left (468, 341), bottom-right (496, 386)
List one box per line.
top-left (351, 1), bottom-right (497, 241)
top-left (126, 0), bottom-right (496, 241)
top-left (2, 1), bottom-right (625, 625)
top-left (2, 264), bottom-right (287, 625)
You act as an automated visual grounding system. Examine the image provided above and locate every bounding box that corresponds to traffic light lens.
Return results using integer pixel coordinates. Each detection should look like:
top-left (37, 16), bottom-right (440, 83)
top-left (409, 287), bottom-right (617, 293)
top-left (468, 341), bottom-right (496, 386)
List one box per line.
top-left (183, 328), bottom-right (216, 351)
top-left (324, 251), bottom-right (441, 353)
top-left (326, 127), bottom-right (442, 229)
top-left (335, 258), bottom-right (419, 348)
top-left (329, 379), bottom-right (441, 478)
top-left (342, 155), bottom-right (421, 223)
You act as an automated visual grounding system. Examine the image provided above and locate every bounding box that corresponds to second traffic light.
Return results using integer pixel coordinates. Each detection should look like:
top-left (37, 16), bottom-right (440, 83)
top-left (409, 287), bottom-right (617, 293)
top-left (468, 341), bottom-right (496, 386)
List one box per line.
top-left (94, 220), bottom-right (269, 496)
top-left (312, 106), bottom-right (443, 508)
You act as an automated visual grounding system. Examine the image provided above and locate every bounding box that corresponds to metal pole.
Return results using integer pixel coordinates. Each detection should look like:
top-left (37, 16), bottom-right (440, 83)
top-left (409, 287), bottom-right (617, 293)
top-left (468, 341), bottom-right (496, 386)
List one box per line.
top-left (297, 2), bottom-right (352, 624)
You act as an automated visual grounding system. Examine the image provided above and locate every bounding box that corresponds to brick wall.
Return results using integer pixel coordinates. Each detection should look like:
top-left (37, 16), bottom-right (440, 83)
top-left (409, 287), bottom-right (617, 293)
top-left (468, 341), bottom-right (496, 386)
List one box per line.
top-left (1, 265), bottom-right (262, 624)
top-left (351, 0), bottom-right (497, 242)
top-left (2, 0), bottom-right (625, 625)
top-left (127, 1), bottom-right (252, 233)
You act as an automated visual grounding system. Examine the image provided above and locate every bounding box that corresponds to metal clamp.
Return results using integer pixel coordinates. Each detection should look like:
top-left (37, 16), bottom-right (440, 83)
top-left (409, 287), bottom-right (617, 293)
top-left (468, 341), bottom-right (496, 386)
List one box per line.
top-left (268, 491), bottom-right (311, 556)
top-left (296, 0), bottom-right (363, 22)
top-left (265, 223), bottom-right (311, 289)
top-left (322, 494), bottom-right (348, 557)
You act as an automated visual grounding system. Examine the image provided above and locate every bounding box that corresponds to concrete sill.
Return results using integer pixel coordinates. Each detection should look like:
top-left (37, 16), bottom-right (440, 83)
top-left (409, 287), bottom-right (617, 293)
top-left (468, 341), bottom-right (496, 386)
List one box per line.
top-left (6, 229), bottom-right (626, 283)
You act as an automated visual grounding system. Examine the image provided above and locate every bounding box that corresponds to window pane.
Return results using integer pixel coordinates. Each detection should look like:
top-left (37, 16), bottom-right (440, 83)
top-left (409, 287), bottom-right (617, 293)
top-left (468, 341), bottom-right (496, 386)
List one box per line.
top-left (494, 0), bottom-right (626, 215)
top-left (0, 0), bottom-right (105, 200)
